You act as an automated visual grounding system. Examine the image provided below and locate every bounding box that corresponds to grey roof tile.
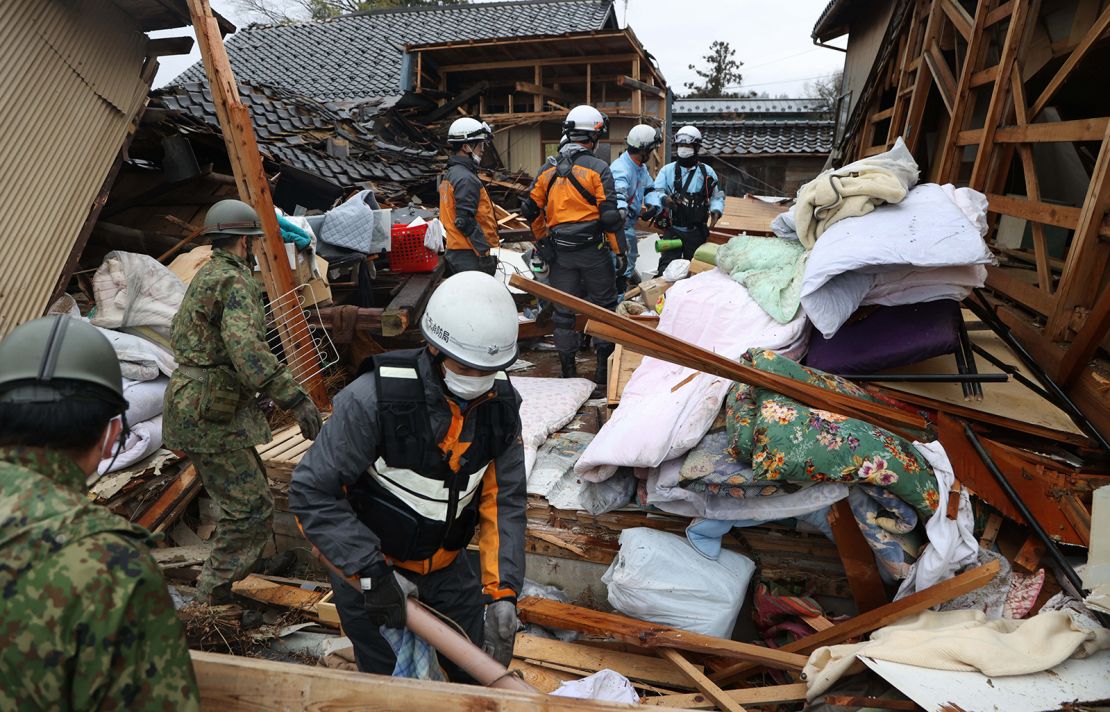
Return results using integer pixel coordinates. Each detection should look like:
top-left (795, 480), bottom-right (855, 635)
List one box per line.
top-left (171, 0), bottom-right (614, 101)
top-left (692, 120), bottom-right (834, 156)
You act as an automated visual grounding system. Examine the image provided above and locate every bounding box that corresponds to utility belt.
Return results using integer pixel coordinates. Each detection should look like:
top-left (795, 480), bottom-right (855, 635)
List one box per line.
top-left (548, 222), bottom-right (604, 252)
top-left (670, 196), bottom-right (710, 230)
top-left (177, 364), bottom-right (245, 423)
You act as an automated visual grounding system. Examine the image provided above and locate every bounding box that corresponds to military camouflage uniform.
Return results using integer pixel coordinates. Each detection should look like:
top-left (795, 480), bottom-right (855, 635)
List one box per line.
top-left (164, 248), bottom-right (306, 600)
top-left (0, 447), bottom-right (199, 710)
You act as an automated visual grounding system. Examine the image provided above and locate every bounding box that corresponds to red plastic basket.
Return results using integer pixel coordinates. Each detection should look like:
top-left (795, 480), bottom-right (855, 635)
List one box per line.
top-left (389, 224), bottom-right (438, 273)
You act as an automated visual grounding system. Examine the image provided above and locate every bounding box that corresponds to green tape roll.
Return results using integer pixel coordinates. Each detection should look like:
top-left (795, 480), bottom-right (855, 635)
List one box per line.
top-left (655, 238), bottom-right (683, 253)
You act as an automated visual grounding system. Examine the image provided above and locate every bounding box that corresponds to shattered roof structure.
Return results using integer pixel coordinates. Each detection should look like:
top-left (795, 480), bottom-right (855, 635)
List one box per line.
top-left (172, 0), bottom-right (617, 101)
top-left (153, 81), bottom-right (442, 196)
top-left (692, 119), bottom-right (834, 156)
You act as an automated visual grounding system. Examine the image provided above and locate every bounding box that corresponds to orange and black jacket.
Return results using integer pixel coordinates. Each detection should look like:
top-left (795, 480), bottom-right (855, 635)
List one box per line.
top-left (523, 144), bottom-right (625, 253)
top-left (439, 156), bottom-right (499, 254)
top-left (289, 348), bottom-right (525, 603)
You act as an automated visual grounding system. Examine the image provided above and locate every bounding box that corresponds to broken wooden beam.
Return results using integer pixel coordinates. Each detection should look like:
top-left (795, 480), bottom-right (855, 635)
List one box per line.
top-left (642, 682), bottom-right (809, 709)
top-left (190, 650), bottom-right (695, 711)
top-left (136, 464), bottom-right (201, 533)
top-left (711, 559), bottom-right (1002, 685)
top-left (381, 265), bottom-right (443, 337)
top-left (658, 648), bottom-right (748, 712)
top-left (513, 633), bottom-right (697, 689)
top-left (516, 597), bottom-right (809, 672)
top-left (828, 499), bottom-right (890, 613)
top-left (618, 75), bottom-right (666, 98)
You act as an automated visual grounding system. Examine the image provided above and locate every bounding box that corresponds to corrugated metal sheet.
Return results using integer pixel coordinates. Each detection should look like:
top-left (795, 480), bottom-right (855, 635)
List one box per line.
top-left (0, 0), bottom-right (149, 336)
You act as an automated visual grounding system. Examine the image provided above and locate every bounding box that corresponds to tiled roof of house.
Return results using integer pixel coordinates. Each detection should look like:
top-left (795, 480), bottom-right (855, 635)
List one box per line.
top-left (673, 97), bottom-right (829, 116)
top-left (171, 0), bottom-right (616, 101)
top-left (694, 120), bottom-right (834, 156)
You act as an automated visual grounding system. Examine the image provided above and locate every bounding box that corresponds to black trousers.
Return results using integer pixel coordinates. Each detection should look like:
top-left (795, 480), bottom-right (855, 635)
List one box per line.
top-left (327, 551), bottom-right (486, 682)
top-left (548, 244), bottom-right (617, 356)
top-left (656, 225), bottom-right (708, 277)
top-left (444, 249), bottom-right (497, 276)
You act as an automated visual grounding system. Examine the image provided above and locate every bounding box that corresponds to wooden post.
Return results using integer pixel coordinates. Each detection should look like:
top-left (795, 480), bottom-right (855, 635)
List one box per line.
top-left (586, 63), bottom-right (592, 105)
top-left (533, 66), bottom-right (542, 113)
top-left (632, 56), bottom-right (642, 116)
top-left (186, 0), bottom-right (329, 409)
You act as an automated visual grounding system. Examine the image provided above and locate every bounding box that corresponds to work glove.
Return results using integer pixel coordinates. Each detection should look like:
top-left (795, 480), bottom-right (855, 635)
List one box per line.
top-left (640, 204), bottom-right (659, 222)
top-left (362, 570), bottom-right (419, 629)
top-left (477, 253), bottom-right (499, 276)
top-left (614, 253), bottom-right (628, 276)
top-left (482, 599), bottom-right (520, 666)
top-left (709, 210), bottom-right (723, 228)
top-left (618, 207), bottom-right (628, 223)
top-left (291, 398), bottom-right (322, 440)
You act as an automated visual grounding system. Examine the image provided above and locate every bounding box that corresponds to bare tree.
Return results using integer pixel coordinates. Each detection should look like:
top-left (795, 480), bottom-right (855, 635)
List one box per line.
top-left (807, 70), bottom-right (844, 111)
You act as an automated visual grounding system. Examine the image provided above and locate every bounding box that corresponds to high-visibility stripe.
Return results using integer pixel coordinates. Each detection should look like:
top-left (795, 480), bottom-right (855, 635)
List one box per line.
top-left (379, 366), bottom-right (418, 379)
top-left (369, 458), bottom-right (485, 521)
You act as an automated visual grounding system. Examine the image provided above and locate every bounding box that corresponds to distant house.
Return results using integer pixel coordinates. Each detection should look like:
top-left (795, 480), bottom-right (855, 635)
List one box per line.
top-left (672, 98), bottom-right (834, 197)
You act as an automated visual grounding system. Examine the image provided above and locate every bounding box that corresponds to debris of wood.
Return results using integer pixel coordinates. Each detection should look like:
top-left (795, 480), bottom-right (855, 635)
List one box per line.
top-left (517, 597), bottom-right (809, 671)
top-left (642, 682), bottom-right (809, 709)
top-left (711, 559), bottom-right (1002, 685)
top-left (513, 633), bottom-right (697, 689)
top-left (658, 648), bottom-right (749, 712)
top-left (152, 544), bottom-right (212, 569)
top-left (136, 464), bottom-right (201, 533)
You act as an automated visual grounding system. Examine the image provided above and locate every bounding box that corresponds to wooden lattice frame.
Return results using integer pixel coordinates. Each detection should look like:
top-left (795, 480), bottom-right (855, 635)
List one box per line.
top-left (838, 0), bottom-right (1110, 430)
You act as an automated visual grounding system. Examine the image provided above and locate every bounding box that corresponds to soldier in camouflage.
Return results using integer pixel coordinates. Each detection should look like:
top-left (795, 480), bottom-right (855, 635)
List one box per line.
top-left (0, 316), bottom-right (199, 709)
top-left (163, 199), bottom-right (322, 604)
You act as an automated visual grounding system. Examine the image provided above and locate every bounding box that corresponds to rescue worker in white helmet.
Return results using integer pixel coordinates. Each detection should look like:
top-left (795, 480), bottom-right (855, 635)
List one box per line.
top-left (645, 125), bottom-right (725, 276)
top-left (290, 272), bottom-right (526, 680)
top-left (439, 118), bottom-right (499, 275)
top-left (610, 123), bottom-right (662, 292)
top-left (519, 105), bottom-right (625, 384)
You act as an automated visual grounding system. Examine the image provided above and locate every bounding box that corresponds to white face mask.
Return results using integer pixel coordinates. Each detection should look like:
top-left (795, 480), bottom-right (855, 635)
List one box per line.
top-left (676, 146), bottom-right (695, 158)
top-left (443, 368), bottom-right (497, 400)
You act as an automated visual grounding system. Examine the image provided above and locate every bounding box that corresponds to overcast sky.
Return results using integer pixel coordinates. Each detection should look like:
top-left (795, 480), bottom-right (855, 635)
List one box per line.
top-left (152, 0), bottom-right (845, 97)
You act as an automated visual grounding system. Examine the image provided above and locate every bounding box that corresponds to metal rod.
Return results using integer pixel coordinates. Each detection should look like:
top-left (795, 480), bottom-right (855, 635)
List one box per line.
top-left (968, 291), bottom-right (1110, 451)
top-left (840, 373), bottom-right (1009, 383)
top-left (969, 343), bottom-right (1054, 401)
top-left (961, 421), bottom-right (1110, 627)
top-left (958, 320), bottom-right (983, 401)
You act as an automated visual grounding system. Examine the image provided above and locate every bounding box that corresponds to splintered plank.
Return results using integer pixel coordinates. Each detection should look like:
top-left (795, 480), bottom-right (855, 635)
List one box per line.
top-left (828, 499), bottom-right (890, 613)
top-left (136, 464), bottom-right (201, 533)
top-left (513, 633), bottom-right (697, 689)
top-left (642, 682), bottom-right (809, 709)
top-left (711, 559), bottom-right (1001, 686)
top-left (658, 649), bottom-right (748, 712)
top-left (516, 598), bottom-right (808, 672)
top-left (230, 574), bottom-right (328, 615)
top-left (381, 265), bottom-right (443, 337)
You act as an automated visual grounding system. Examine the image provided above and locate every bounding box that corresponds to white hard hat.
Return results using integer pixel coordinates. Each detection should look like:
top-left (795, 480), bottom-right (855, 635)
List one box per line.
top-left (675, 125), bottom-right (703, 145)
top-left (420, 272), bottom-right (519, 371)
top-left (563, 104), bottom-right (609, 142)
top-left (448, 117), bottom-right (492, 145)
top-left (626, 124), bottom-right (661, 150)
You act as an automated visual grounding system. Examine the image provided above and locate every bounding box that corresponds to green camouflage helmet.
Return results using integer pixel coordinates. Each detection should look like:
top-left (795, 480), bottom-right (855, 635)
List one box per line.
top-left (0, 316), bottom-right (126, 409)
top-left (203, 199), bottom-right (265, 238)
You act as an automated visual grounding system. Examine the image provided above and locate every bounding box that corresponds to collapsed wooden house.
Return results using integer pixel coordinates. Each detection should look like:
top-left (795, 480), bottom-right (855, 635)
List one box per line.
top-left (813, 0), bottom-right (1110, 437)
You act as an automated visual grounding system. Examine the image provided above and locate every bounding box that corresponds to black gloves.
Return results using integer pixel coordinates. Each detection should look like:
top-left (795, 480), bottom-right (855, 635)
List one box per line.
top-left (361, 571), bottom-right (418, 629)
top-left (614, 253), bottom-right (628, 275)
top-left (291, 399), bottom-right (322, 440)
top-left (454, 213), bottom-right (478, 236)
top-left (519, 196), bottom-right (541, 221)
top-left (640, 204), bottom-right (660, 222)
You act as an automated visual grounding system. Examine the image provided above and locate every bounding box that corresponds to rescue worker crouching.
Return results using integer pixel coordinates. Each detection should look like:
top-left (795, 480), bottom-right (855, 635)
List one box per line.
top-left (611, 123), bottom-right (662, 293)
top-left (439, 117), bottom-right (500, 276)
top-left (163, 199), bottom-right (322, 605)
top-left (646, 125), bottom-right (725, 277)
top-left (519, 104), bottom-right (626, 384)
top-left (289, 272), bottom-right (527, 680)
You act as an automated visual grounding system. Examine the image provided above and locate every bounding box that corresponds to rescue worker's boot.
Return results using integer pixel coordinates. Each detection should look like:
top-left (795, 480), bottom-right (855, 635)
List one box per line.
top-left (594, 344), bottom-right (614, 386)
top-left (559, 352), bottom-right (577, 378)
top-left (254, 550), bottom-right (298, 577)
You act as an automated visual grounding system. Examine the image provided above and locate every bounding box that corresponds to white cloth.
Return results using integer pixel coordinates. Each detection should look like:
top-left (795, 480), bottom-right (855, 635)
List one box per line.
top-left (93, 325), bottom-right (177, 380)
top-left (800, 182), bottom-right (996, 338)
top-left (551, 669), bottom-right (639, 703)
top-left (98, 415), bottom-right (163, 475)
top-left (896, 441), bottom-right (979, 599)
top-left (121, 377), bottom-right (168, 424)
top-left (511, 376), bottom-right (595, 475)
top-left (803, 609), bottom-right (1110, 700)
top-left (574, 270), bottom-right (809, 483)
top-left (90, 251), bottom-right (186, 337)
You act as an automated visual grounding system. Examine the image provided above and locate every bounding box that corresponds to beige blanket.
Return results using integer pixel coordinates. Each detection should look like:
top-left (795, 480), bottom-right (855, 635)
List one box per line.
top-left (804, 609), bottom-right (1110, 699)
top-left (794, 137), bottom-right (919, 249)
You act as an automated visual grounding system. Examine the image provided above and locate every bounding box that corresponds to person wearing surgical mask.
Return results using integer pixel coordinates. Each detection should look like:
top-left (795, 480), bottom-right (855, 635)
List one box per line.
top-left (439, 117), bottom-right (500, 276)
top-left (291, 272), bottom-right (527, 682)
top-left (644, 125), bottom-right (726, 276)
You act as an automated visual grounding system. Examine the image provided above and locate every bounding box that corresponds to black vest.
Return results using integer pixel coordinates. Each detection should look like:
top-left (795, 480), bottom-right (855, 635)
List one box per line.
top-left (347, 349), bottom-right (520, 561)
